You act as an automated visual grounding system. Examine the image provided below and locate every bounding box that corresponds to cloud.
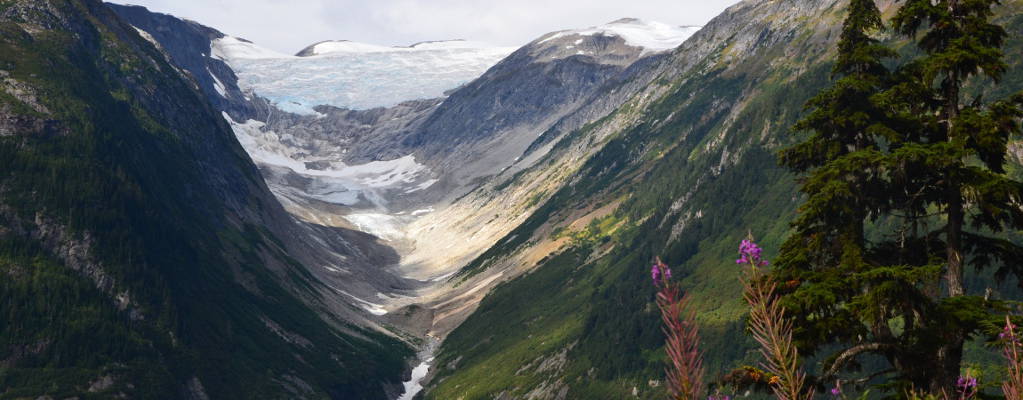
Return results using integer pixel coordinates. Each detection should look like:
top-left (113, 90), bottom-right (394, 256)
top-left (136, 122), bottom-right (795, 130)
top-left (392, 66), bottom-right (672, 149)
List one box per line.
top-left (110, 0), bottom-right (740, 53)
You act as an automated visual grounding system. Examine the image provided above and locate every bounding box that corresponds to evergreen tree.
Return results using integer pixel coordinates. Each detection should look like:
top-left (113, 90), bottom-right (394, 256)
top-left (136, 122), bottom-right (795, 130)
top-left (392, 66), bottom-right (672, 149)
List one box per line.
top-left (889, 0), bottom-right (1023, 391)
top-left (774, 0), bottom-right (935, 391)
top-left (777, 0), bottom-right (1023, 393)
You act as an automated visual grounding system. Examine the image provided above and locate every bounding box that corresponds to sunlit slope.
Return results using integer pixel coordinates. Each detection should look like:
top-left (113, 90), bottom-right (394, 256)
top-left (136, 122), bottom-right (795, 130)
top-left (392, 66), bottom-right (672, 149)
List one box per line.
top-left (423, 0), bottom-right (1023, 398)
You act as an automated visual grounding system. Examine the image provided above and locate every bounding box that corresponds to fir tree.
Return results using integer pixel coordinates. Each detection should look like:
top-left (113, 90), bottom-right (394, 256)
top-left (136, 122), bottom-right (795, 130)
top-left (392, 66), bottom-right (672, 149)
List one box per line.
top-left (889, 0), bottom-right (1023, 391)
top-left (775, 0), bottom-right (921, 389)
top-left (777, 0), bottom-right (1023, 393)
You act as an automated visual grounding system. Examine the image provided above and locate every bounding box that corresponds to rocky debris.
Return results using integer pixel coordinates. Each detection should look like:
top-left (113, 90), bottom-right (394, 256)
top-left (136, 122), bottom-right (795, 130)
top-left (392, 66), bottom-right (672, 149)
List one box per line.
top-left (261, 316), bottom-right (314, 348)
top-left (87, 375), bottom-right (116, 393)
top-left (1, 71), bottom-right (50, 115)
top-left (0, 102), bottom-right (64, 137)
top-left (181, 377), bottom-right (210, 400)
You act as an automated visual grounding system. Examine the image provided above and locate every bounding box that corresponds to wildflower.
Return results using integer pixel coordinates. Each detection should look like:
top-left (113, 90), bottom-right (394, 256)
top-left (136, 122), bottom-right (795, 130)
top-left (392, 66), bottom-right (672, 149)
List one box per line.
top-left (1003, 322), bottom-right (1020, 341)
top-left (651, 257), bottom-right (672, 287)
top-left (652, 256), bottom-right (703, 400)
top-left (737, 239), bottom-right (769, 267)
top-left (956, 374), bottom-right (977, 400)
top-left (956, 376), bottom-right (977, 390)
top-left (830, 387), bottom-right (841, 396)
top-left (1002, 315), bottom-right (1023, 400)
top-left (739, 235), bottom-right (813, 400)
top-left (769, 376), bottom-right (781, 385)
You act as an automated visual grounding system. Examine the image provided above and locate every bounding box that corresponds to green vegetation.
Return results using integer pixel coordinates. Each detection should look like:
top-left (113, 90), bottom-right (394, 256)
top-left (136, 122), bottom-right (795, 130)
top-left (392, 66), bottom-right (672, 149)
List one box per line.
top-left (427, 0), bottom-right (1023, 398)
top-left (0, 0), bottom-right (409, 398)
top-left (776, 0), bottom-right (1023, 392)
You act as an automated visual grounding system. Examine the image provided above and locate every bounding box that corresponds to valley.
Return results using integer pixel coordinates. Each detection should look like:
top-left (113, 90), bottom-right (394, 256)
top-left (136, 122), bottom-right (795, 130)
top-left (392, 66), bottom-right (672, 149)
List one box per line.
top-left (208, 12), bottom-right (706, 354)
top-left (107, 4), bottom-right (712, 396)
top-left (2, 0), bottom-right (1022, 398)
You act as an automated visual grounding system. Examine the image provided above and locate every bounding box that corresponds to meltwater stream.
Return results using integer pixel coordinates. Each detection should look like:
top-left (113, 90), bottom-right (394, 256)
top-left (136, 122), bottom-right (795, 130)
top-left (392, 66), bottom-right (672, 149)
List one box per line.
top-left (396, 336), bottom-right (439, 400)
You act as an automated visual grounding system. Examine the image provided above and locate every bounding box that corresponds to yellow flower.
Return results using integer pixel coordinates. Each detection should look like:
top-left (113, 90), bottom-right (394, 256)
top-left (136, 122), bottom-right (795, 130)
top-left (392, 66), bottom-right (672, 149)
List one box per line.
top-left (769, 376), bottom-right (781, 385)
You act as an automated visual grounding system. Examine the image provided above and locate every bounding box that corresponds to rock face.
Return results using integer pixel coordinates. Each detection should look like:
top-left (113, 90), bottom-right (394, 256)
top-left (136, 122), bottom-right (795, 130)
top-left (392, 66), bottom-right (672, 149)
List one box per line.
top-left (395, 21), bottom-right (691, 200)
top-left (417, 0), bottom-right (1023, 398)
top-left (419, 0), bottom-right (1023, 397)
top-left (105, 4), bottom-right (256, 117)
top-left (0, 0), bottom-right (411, 398)
top-left (101, 5), bottom-right (718, 397)
top-left (111, 6), bottom-right (702, 217)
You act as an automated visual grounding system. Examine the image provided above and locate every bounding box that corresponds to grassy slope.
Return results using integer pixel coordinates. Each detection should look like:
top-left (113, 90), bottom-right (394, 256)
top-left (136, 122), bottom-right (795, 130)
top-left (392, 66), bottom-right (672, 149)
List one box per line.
top-left (0, 0), bottom-right (409, 398)
top-left (425, 2), bottom-right (1023, 399)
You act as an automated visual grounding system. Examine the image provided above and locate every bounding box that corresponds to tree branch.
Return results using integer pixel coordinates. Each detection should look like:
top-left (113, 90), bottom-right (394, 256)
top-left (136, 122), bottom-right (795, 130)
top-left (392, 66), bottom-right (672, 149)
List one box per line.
top-left (824, 342), bottom-right (896, 378)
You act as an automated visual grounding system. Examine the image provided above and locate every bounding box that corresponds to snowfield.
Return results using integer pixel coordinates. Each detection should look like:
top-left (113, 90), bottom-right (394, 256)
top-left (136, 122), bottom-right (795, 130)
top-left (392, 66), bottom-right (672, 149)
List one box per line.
top-left (212, 37), bottom-right (515, 114)
top-left (540, 18), bottom-right (701, 54)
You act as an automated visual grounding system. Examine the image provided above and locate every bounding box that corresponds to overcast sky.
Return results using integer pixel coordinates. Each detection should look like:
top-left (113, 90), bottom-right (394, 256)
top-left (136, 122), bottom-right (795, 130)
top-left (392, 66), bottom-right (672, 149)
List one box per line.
top-left (109, 0), bottom-right (742, 54)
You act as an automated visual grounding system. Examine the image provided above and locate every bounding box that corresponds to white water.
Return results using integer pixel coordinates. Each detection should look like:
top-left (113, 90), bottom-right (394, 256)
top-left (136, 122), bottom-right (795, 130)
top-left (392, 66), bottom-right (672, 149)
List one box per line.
top-left (396, 338), bottom-right (439, 400)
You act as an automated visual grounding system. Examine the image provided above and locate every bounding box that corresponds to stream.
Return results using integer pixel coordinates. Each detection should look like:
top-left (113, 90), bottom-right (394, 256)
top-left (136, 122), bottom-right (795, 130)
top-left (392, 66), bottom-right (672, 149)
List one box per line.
top-left (396, 336), bottom-right (439, 400)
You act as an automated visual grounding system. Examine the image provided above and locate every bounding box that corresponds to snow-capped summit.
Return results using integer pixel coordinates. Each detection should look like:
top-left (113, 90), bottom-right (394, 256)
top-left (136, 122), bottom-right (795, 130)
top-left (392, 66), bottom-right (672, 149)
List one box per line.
top-left (296, 40), bottom-right (396, 56)
top-left (296, 39), bottom-right (498, 56)
top-left (211, 36), bottom-right (515, 114)
top-left (211, 36), bottom-right (294, 60)
top-left (540, 18), bottom-right (701, 54)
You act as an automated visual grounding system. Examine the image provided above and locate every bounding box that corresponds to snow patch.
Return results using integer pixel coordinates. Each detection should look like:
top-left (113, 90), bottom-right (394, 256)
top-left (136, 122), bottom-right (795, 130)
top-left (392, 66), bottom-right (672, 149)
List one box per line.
top-left (404, 179), bottom-right (439, 194)
top-left (343, 214), bottom-right (408, 242)
top-left (221, 112), bottom-right (433, 206)
top-left (208, 68), bottom-right (226, 97)
top-left (329, 286), bottom-right (389, 316)
top-left (541, 19), bottom-right (700, 54)
top-left (212, 36), bottom-right (293, 61)
top-left (411, 208), bottom-right (435, 216)
top-left (131, 26), bottom-right (161, 49)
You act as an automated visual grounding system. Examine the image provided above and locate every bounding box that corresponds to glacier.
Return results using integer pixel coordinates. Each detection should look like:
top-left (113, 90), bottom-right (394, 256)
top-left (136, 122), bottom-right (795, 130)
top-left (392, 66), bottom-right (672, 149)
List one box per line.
top-left (212, 37), bottom-right (516, 114)
top-left (222, 112), bottom-right (434, 208)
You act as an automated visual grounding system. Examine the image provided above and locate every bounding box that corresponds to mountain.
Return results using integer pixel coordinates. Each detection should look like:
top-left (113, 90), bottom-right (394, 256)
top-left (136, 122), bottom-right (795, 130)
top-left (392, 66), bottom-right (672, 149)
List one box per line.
top-left (417, 0), bottom-right (1023, 398)
top-left (101, 5), bottom-right (713, 398)
top-left (18, 0), bottom-right (1020, 397)
top-left (0, 0), bottom-right (413, 398)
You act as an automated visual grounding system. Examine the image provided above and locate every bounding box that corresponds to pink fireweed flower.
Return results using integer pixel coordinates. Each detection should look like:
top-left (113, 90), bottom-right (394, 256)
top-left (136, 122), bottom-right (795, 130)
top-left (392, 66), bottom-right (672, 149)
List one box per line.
top-left (652, 258), bottom-right (673, 287)
top-left (1002, 315), bottom-right (1023, 400)
top-left (651, 256), bottom-right (704, 400)
top-left (956, 374), bottom-right (977, 400)
top-left (737, 239), bottom-right (768, 267)
top-left (739, 234), bottom-right (813, 400)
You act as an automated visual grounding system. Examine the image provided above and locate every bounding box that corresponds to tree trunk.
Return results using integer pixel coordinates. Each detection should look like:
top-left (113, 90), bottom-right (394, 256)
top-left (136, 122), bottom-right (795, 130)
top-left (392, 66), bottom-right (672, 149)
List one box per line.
top-left (946, 189), bottom-right (964, 297)
top-left (932, 335), bottom-right (965, 395)
top-left (939, 43), bottom-right (965, 392)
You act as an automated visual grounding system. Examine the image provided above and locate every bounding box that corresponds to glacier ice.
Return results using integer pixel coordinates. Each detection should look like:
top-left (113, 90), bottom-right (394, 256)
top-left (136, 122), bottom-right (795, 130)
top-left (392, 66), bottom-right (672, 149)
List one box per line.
top-left (212, 37), bottom-right (515, 114)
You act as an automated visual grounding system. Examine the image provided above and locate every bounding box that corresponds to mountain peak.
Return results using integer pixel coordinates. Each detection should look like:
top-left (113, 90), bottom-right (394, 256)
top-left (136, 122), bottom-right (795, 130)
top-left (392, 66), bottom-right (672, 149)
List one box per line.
top-left (539, 18), bottom-right (701, 53)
